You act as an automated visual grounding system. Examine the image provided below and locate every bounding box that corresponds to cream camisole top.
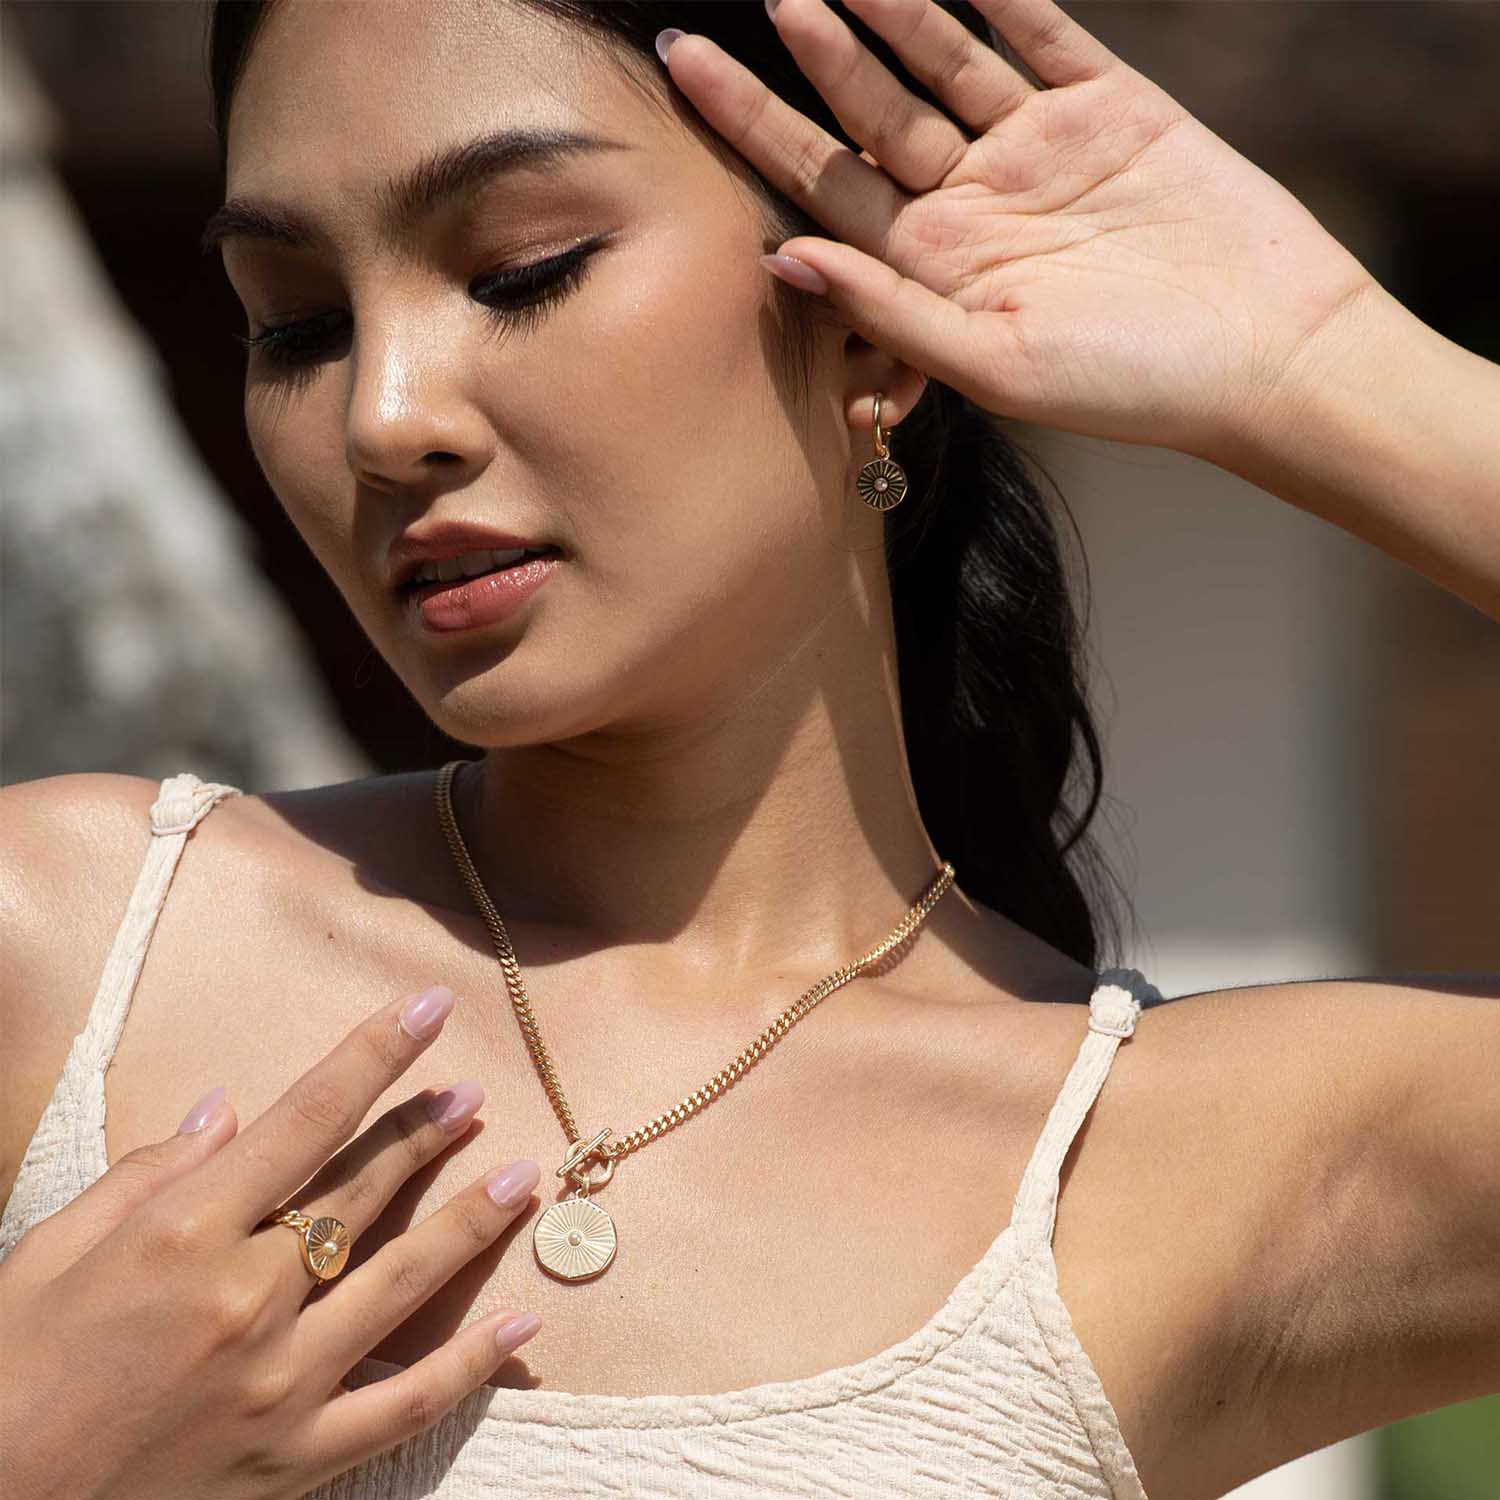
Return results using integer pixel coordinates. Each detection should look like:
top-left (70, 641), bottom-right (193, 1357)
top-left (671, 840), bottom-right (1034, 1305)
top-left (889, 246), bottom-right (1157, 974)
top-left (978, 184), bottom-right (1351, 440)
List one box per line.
top-left (0, 771), bottom-right (1164, 1498)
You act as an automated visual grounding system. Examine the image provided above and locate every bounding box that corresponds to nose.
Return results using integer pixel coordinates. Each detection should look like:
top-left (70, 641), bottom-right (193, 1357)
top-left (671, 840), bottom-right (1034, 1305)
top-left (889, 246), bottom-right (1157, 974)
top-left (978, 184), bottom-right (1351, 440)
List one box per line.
top-left (344, 330), bottom-right (495, 493)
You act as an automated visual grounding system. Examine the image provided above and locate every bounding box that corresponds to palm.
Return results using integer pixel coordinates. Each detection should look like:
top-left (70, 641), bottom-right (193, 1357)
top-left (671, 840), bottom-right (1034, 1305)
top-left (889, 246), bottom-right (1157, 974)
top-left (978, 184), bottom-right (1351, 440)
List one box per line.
top-left (666, 0), bottom-right (1376, 454)
top-left (892, 71), bottom-right (1369, 446)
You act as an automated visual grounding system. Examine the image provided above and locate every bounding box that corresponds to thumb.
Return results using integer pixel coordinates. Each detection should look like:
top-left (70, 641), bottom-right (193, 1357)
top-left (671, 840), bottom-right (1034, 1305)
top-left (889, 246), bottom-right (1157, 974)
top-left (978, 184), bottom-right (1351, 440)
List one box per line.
top-left (3, 1086), bottom-right (239, 1281)
top-left (760, 236), bottom-right (1020, 415)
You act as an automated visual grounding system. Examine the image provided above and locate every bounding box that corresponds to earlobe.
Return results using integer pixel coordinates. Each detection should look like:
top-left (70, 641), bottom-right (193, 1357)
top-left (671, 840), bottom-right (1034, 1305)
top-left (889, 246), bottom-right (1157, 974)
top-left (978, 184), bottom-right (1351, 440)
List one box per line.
top-left (844, 369), bottom-right (929, 433)
top-left (841, 327), bottom-right (930, 431)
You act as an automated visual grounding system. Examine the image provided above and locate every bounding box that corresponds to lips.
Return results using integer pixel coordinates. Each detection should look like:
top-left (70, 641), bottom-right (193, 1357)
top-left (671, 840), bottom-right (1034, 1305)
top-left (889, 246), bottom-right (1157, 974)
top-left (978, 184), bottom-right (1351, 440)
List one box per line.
top-left (386, 522), bottom-right (562, 593)
top-left (407, 550), bottom-right (563, 632)
top-left (402, 548), bottom-right (559, 600)
top-left (398, 546), bottom-right (561, 596)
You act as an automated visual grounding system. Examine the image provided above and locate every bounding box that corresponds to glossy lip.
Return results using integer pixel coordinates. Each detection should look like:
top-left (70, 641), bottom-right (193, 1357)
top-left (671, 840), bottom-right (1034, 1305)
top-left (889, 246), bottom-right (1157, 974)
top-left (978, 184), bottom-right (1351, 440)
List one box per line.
top-left (386, 521), bottom-right (561, 592)
top-left (408, 552), bottom-right (562, 633)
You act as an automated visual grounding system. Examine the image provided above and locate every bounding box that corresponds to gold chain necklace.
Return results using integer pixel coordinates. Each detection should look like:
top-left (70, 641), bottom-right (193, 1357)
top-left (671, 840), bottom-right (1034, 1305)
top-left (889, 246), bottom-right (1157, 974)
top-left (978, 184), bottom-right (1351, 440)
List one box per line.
top-left (434, 757), bottom-right (957, 1283)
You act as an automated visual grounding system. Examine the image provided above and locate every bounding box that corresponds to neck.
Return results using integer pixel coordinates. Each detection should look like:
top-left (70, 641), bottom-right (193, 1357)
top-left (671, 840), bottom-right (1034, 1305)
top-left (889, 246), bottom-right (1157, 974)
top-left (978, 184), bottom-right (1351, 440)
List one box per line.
top-left (453, 624), bottom-right (963, 982)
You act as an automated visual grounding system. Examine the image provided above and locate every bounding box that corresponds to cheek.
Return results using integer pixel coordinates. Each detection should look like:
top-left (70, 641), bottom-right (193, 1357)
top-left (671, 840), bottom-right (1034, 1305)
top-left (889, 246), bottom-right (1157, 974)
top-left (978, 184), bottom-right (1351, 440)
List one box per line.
top-left (528, 230), bottom-right (833, 601)
top-left (519, 269), bottom-right (853, 714)
top-left (247, 403), bottom-right (364, 599)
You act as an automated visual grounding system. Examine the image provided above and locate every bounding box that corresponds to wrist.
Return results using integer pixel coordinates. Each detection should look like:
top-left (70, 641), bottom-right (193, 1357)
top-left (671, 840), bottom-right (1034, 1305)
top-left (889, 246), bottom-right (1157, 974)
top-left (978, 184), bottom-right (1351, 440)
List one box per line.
top-left (1199, 276), bottom-right (1403, 475)
top-left (1189, 282), bottom-right (1500, 618)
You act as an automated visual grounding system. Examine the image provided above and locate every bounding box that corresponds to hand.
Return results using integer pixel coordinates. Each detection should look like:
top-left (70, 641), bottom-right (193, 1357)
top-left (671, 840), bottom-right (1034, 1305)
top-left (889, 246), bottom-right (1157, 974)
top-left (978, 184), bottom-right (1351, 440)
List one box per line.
top-left (0, 985), bottom-right (542, 1500)
top-left (661, 0), bottom-right (1380, 458)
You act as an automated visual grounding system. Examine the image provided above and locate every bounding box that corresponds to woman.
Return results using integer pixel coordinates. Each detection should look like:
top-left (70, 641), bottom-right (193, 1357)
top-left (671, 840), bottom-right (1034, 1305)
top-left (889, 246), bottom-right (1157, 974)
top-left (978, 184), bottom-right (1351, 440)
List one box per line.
top-left (0, 1), bottom-right (1494, 1497)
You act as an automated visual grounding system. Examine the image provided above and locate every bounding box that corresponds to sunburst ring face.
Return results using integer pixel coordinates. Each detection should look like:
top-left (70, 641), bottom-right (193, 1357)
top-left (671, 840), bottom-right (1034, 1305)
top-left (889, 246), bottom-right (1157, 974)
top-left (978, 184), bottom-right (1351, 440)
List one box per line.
top-left (856, 457), bottom-right (908, 510)
top-left (533, 1197), bottom-right (617, 1281)
top-left (303, 1216), bottom-right (351, 1280)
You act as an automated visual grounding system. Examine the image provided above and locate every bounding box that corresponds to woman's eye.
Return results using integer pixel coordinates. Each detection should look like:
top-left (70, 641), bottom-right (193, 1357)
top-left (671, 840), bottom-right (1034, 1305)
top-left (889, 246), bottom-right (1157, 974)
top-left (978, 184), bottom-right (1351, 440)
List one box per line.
top-left (233, 237), bottom-right (603, 375)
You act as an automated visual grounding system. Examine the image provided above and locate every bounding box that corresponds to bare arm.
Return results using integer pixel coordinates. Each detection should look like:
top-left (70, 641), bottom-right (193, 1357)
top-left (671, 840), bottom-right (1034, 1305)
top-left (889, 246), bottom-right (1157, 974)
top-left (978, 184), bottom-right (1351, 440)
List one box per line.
top-left (1169, 975), bottom-right (1500, 1484)
top-left (1200, 287), bottom-right (1500, 621)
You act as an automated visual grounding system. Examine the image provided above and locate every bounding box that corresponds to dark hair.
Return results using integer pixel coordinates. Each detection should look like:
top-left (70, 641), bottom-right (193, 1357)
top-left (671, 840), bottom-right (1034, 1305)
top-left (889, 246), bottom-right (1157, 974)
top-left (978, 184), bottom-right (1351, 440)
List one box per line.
top-left (203, 0), bottom-right (1129, 969)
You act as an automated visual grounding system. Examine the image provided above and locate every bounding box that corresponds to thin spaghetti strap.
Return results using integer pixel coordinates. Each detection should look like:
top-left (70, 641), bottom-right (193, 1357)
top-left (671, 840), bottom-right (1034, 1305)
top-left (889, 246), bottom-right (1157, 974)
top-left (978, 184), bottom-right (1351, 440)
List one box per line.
top-left (1010, 967), bottom-right (1162, 1254)
top-left (72, 771), bottom-right (243, 1080)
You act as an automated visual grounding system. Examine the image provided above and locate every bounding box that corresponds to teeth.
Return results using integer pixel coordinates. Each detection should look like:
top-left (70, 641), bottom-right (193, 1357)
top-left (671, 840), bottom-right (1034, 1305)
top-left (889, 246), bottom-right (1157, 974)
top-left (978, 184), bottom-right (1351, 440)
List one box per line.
top-left (413, 547), bottom-right (532, 585)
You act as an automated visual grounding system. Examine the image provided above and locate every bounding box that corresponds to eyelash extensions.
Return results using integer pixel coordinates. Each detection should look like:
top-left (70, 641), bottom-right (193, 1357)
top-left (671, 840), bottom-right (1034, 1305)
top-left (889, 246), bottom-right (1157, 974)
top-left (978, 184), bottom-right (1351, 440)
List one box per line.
top-left (232, 235), bottom-right (605, 376)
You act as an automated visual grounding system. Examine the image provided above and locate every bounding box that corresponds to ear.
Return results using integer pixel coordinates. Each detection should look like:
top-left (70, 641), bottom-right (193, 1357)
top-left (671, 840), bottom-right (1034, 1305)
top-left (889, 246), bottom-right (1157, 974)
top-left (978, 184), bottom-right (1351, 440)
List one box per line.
top-left (840, 330), bottom-right (930, 440)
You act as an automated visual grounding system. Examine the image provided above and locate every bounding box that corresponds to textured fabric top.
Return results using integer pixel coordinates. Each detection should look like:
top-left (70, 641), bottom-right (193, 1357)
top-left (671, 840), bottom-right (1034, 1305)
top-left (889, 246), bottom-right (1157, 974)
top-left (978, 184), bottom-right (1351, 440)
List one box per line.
top-left (1, 770), bottom-right (1163, 1499)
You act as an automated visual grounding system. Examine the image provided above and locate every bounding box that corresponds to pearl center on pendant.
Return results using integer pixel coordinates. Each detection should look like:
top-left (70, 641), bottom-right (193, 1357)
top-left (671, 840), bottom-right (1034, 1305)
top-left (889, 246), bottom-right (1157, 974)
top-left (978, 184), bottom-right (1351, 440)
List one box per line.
top-left (568, 1231), bottom-right (582, 1245)
top-left (875, 478), bottom-right (888, 490)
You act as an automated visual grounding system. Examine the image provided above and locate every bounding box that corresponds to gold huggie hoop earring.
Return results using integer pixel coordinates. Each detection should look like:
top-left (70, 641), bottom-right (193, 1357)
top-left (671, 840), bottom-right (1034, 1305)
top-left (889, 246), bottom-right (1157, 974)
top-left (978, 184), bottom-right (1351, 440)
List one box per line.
top-left (855, 392), bottom-right (909, 511)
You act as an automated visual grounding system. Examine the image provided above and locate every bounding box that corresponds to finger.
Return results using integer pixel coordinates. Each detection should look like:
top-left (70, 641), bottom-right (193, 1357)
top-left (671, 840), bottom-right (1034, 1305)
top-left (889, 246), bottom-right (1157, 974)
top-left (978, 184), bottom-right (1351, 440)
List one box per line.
top-left (969, 0), bottom-right (1119, 88)
top-left (298, 1157), bottom-right (541, 1385)
top-left (660, 30), bottom-right (907, 260)
top-left (766, 0), bottom-right (971, 193)
top-left (302, 1303), bottom-right (540, 1483)
top-left (762, 235), bottom-right (1024, 414)
top-left (2, 1086), bottom-right (238, 1281)
top-left (203, 984), bottom-right (459, 1233)
top-left (841, 0), bottom-right (1036, 134)
top-left (251, 1079), bottom-right (487, 1312)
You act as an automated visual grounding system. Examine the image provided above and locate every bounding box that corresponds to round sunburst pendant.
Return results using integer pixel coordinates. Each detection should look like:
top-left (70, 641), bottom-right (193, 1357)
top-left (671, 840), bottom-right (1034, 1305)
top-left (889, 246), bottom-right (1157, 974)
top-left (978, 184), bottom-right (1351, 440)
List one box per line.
top-left (533, 1196), bottom-right (617, 1281)
top-left (856, 457), bottom-right (908, 511)
top-left (303, 1216), bottom-right (351, 1280)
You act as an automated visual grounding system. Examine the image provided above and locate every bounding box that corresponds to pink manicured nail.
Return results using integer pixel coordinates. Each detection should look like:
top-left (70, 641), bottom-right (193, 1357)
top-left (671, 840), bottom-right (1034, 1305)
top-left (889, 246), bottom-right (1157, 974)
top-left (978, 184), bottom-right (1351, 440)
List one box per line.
top-left (486, 1159), bottom-right (541, 1208)
top-left (178, 1085), bottom-right (226, 1135)
top-left (654, 27), bottom-right (683, 65)
top-left (495, 1312), bottom-right (542, 1353)
top-left (426, 1080), bottom-right (484, 1130)
top-left (759, 254), bottom-right (828, 296)
top-left (400, 984), bottom-right (455, 1040)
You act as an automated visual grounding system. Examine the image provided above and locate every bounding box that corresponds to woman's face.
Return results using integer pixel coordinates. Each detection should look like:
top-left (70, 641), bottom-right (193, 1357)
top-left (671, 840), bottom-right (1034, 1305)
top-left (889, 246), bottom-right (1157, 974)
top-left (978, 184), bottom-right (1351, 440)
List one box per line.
top-left (218, 0), bottom-right (887, 748)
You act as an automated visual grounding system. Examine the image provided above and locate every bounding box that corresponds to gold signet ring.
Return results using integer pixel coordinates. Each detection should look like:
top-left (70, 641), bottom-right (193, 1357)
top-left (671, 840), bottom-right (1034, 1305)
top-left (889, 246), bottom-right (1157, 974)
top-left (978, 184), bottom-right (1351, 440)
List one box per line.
top-left (262, 1208), bottom-right (351, 1281)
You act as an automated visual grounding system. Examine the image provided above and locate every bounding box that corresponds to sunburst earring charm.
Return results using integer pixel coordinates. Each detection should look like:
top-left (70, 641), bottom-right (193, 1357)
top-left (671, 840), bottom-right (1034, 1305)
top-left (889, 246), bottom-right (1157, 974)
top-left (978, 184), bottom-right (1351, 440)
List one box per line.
top-left (855, 391), bottom-right (908, 511)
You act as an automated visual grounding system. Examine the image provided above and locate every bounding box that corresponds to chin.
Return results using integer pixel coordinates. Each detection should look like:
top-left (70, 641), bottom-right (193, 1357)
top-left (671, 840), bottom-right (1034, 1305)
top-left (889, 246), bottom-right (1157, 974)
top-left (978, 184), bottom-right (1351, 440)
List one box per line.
top-left (413, 656), bottom-right (626, 752)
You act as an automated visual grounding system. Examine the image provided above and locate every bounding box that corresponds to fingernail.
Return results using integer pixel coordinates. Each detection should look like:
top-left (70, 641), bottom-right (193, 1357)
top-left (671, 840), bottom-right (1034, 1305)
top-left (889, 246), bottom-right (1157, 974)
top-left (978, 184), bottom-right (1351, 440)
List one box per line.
top-left (759, 253), bottom-right (828, 296)
top-left (400, 984), bottom-right (455, 1040)
top-left (654, 27), bottom-right (683, 65)
top-left (765, 0), bottom-right (782, 17)
top-left (495, 1311), bottom-right (542, 1354)
top-left (486, 1158), bottom-right (541, 1208)
top-left (178, 1085), bottom-right (226, 1135)
top-left (426, 1080), bottom-right (485, 1130)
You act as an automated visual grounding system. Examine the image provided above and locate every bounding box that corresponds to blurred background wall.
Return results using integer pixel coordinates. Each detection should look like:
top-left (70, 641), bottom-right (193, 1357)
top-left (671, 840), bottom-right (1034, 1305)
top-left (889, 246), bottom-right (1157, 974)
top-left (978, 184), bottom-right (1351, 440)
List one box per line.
top-left (1, 4), bottom-right (1495, 1496)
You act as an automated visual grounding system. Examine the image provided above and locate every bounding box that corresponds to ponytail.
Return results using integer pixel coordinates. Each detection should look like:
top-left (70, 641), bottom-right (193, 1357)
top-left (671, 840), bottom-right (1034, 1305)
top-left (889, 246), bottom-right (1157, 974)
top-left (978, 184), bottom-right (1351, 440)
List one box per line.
top-left (889, 385), bottom-right (1127, 968)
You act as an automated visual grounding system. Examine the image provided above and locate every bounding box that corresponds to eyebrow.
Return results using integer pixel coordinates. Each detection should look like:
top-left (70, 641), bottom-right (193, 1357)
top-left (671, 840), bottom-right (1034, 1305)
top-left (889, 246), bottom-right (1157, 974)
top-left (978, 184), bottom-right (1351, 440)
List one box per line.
top-left (199, 126), bottom-right (632, 256)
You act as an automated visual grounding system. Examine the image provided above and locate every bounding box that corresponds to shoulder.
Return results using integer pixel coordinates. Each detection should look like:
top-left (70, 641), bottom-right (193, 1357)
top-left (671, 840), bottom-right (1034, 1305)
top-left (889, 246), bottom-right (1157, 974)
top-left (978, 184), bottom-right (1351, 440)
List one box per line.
top-left (1, 772), bottom-right (164, 1001)
top-left (0, 773), bottom-right (164, 1207)
top-left (0, 768), bottom-right (421, 1207)
top-left (0, 767), bottom-right (453, 947)
top-left (0, 764), bottom-right (458, 1045)
top-left (0, 768), bottom-right (161, 863)
top-left (1112, 975), bottom-right (1500, 1499)
top-left (0, 770), bottom-right (266, 957)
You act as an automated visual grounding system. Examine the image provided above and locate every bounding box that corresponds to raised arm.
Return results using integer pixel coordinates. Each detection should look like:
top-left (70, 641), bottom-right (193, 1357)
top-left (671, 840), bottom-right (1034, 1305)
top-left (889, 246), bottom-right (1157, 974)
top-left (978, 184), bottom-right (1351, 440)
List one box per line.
top-left (1204, 290), bottom-right (1500, 620)
top-left (655, 0), bottom-right (1500, 618)
top-left (1133, 975), bottom-right (1500, 1491)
